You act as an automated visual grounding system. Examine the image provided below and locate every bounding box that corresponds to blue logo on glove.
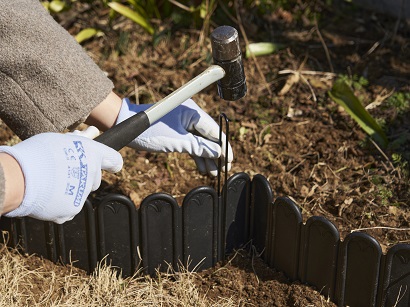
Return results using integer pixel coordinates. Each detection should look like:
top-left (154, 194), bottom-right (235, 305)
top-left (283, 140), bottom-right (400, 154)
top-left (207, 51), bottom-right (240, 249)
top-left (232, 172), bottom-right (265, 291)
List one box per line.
top-left (73, 141), bottom-right (88, 207)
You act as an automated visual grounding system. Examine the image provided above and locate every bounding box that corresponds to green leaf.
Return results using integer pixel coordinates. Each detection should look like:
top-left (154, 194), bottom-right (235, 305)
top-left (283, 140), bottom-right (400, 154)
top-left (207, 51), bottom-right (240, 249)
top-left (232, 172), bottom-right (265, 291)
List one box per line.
top-left (41, 1), bottom-right (50, 10)
top-left (49, 0), bottom-right (66, 13)
top-left (328, 80), bottom-right (388, 148)
top-left (108, 2), bottom-right (154, 35)
top-left (75, 28), bottom-right (103, 44)
top-left (245, 42), bottom-right (284, 58)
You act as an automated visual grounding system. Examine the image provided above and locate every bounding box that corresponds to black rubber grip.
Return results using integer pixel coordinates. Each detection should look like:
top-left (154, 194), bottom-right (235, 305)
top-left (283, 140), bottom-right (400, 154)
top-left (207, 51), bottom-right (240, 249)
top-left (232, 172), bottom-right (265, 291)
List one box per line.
top-left (94, 111), bottom-right (150, 151)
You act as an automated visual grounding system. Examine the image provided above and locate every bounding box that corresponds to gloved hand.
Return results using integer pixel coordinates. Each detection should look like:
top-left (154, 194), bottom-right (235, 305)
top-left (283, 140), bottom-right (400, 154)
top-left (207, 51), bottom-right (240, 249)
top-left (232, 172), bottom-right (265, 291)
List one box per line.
top-left (116, 98), bottom-right (233, 176)
top-left (0, 132), bottom-right (123, 224)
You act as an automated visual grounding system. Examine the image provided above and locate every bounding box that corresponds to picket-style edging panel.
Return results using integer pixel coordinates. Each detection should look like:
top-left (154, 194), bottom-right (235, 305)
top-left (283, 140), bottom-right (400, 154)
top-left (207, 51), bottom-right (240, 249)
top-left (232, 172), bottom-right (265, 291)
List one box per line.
top-left (379, 244), bottom-right (410, 307)
top-left (223, 172), bottom-right (251, 257)
top-left (250, 174), bottom-right (273, 257)
top-left (299, 216), bottom-right (339, 300)
top-left (182, 186), bottom-right (218, 271)
top-left (0, 172), bottom-right (409, 307)
top-left (57, 199), bottom-right (97, 273)
top-left (140, 193), bottom-right (181, 275)
top-left (336, 232), bottom-right (383, 307)
top-left (14, 217), bottom-right (57, 263)
top-left (267, 196), bottom-right (302, 281)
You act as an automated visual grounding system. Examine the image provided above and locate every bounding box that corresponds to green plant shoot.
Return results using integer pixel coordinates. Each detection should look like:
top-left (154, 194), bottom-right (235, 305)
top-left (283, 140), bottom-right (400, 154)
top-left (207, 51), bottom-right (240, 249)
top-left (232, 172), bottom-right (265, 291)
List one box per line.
top-left (75, 28), bottom-right (103, 44)
top-left (41, 0), bottom-right (68, 13)
top-left (328, 79), bottom-right (388, 148)
top-left (245, 42), bottom-right (284, 58)
top-left (108, 2), bottom-right (154, 35)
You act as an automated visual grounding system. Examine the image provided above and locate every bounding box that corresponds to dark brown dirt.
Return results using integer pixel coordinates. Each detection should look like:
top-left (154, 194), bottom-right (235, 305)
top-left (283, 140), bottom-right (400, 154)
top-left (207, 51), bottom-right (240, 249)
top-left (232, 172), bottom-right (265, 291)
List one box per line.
top-left (1, 1), bottom-right (409, 305)
top-left (196, 251), bottom-right (336, 306)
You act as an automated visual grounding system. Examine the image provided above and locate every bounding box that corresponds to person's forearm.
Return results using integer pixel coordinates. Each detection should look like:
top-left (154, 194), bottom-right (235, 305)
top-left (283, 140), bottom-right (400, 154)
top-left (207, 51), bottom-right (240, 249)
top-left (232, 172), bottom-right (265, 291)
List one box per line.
top-left (0, 153), bottom-right (25, 214)
top-left (85, 91), bottom-right (123, 131)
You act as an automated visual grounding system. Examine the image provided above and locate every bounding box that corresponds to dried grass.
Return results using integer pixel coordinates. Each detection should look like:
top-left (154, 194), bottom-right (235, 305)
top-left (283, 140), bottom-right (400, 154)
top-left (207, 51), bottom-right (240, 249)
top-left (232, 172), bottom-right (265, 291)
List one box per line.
top-left (0, 246), bottom-right (236, 307)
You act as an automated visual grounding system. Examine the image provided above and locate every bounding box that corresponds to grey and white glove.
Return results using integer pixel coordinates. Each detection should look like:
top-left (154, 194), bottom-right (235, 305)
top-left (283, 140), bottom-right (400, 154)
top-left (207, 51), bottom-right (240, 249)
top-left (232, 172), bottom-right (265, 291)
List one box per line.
top-left (0, 132), bottom-right (123, 224)
top-left (116, 98), bottom-right (233, 176)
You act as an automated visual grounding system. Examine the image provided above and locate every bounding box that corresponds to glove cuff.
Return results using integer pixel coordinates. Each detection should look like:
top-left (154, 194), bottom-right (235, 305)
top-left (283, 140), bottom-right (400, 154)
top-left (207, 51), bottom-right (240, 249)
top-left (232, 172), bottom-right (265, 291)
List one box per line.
top-left (0, 142), bottom-right (56, 218)
top-left (115, 98), bottom-right (151, 125)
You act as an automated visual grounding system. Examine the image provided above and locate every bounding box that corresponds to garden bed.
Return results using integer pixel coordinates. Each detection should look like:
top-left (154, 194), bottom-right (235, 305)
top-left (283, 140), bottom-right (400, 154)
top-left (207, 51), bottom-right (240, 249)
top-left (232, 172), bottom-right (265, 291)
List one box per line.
top-left (0, 1), bottom-right (409, 305)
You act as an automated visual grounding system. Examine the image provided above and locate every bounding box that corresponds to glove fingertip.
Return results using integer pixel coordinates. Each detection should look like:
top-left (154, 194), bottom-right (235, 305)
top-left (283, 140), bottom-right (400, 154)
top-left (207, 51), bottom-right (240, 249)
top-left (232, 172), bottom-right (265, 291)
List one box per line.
top-left (209, 170), bottom-right (218, 177)
top-left (54, 215), bottom-right (75, 224)
top-left (191, 156), bottom-right (207, 175)
top-left (102, 151), bottom-right (124, 173)
top-left (222, 162), bottom-right (232, 172)
top-left (205, 159), bottom-right (218, 177)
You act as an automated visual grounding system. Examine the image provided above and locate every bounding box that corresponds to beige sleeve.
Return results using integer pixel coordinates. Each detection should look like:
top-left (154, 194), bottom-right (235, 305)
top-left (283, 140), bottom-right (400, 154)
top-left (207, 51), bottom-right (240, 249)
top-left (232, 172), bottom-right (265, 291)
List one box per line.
top-left (0, 0), bottom-right (114, 140)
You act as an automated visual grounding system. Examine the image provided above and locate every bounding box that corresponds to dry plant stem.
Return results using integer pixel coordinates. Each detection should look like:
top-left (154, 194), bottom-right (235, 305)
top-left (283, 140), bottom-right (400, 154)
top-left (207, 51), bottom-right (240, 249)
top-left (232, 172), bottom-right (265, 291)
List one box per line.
top-left (393, 285), bottom-right (407, 307)
top-left (351, 226), bottom-right (410, 233)
top-left (250, 245), bottom-right (261, 284)
top-left (365, 88), bottom-right (395, 110)
top-left (369, 138), bottom-right (400, 179)
top-left (314, 17), bottom-right (334, 73)
top-left (258, 121), bottom-right (284, 145)
top-left (134, 80), bottom-right (139, 104)
top-left (299, 73), bottom-right (317, 101)
top-left (137, 74), bottom-right (159, 103)
top-left (278, 70), bottom-right (336, 77)
top-left (167, 0), bottom-right (191, 12)
top-left (230, 0), bottom-right (272, 96)
top-left (390, 0), bottom-right (404, 45)
top-left (364, 41), bottom-right (381, 57)
top-left (278, 69), bottom-right (318, 101)
top-left (198, 0), bottom-right (217, 46)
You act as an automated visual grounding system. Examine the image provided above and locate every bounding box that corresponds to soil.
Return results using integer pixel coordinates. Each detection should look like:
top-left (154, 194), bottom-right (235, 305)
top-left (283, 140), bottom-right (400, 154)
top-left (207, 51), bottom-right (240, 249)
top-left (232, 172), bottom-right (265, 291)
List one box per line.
top-left (1, 1), bottom-right (409, 306)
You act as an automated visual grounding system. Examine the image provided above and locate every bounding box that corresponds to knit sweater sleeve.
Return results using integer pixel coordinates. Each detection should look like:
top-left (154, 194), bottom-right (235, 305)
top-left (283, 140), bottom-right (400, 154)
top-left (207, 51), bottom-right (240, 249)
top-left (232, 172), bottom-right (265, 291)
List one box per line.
top-left (0, 0), bottom-right (114, 140)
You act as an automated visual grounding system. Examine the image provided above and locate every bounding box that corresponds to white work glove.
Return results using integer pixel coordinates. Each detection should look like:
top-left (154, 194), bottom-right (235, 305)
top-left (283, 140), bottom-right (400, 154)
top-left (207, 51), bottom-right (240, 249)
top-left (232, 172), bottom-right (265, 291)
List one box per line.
top-left (116, 98), bottom-right (233, 176)
top-left (0, 132), bottom-right (123, 224)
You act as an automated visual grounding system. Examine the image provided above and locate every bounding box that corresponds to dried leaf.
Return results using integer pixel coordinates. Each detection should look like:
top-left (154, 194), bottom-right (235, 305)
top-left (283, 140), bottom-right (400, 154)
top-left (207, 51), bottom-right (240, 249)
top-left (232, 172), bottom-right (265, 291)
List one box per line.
top-left (279, 73), bottom-right (300, 96)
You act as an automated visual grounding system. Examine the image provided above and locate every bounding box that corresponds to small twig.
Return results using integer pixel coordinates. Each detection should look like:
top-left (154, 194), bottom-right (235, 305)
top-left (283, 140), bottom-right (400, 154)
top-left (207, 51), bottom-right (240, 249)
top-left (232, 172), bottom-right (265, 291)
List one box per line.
top-left (250, 245), bottom-right (261, 284)
top-left (167, 0), bottom-right (191, 12)
top-left (364, 30), bottom-right (391, 58)
top-left (137, 74), bottom-right (158, 102)
top-left (278, 69), bottom-right (318, 101)
top-left (391, 0), bottom-right (404, 45)
top-left (364, 41), bottom-right (381, 57)
top-left (288, 159), bottom-right (307, 174)
top-left (365, 88), bottom-right (395, 110)
top-left (314, 17), bottom-right (334, 73)
top-left (369, 138), bottom-right (400, 179)
top-left (351, 226), bottom-right (410, 233)
top-left (258, 121), bottom-right (283, 145)
top-left (134, 80), bottom-right (139, 105)
top-left (233, 0), bottom-right (272, 96)
top-left (393, 285), bottom-right (407, 307)
top-left (278, 69), bottom-right (336, 78)
top-left (176, 41), bottom-right (200, 62)
top-left (299, 73), bottom-right (317, 102)
top-left (198, 0), bottom-right (217, 46)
